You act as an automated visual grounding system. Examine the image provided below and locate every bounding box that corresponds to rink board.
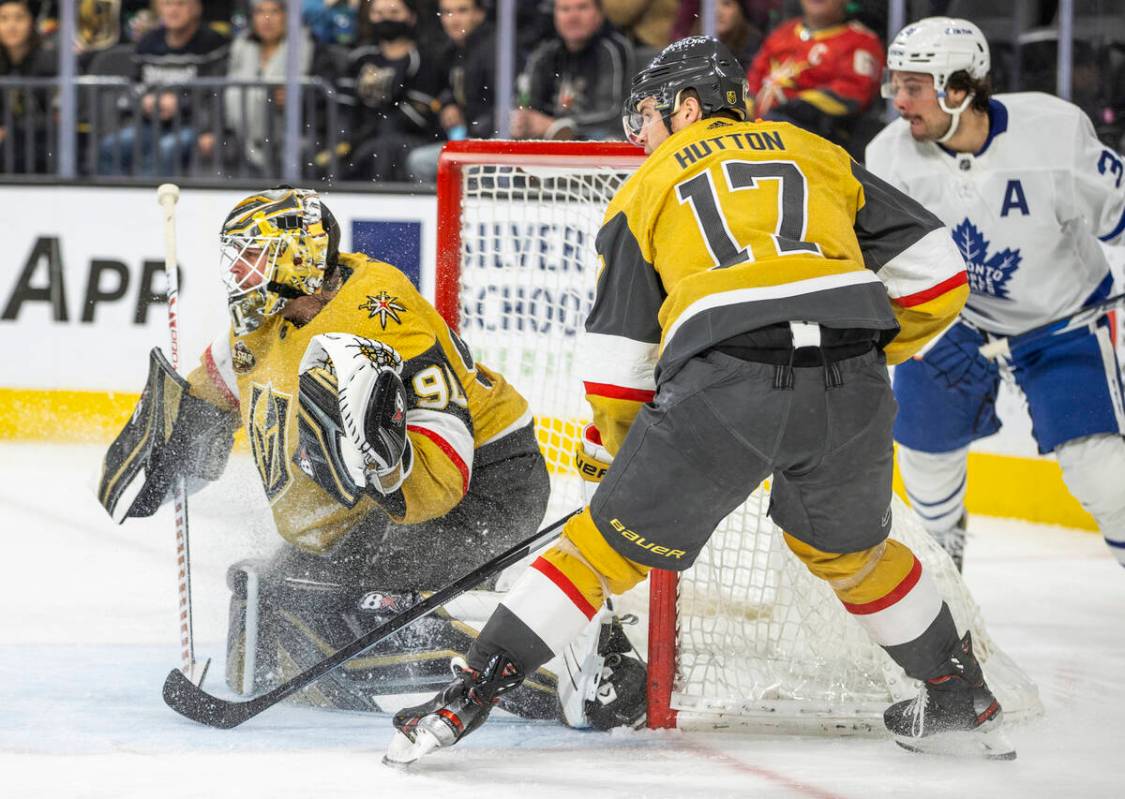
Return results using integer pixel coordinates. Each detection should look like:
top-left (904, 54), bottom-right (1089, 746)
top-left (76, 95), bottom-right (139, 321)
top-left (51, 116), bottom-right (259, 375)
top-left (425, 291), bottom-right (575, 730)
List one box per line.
top-left (0, 184), bottom-right (1104, 530)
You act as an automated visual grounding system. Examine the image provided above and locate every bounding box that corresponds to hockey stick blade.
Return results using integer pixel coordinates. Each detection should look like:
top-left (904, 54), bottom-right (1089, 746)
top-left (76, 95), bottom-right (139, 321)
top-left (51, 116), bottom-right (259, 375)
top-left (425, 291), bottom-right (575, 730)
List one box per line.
top-left (163, 668), bottom-right (258, 728)
top-left (161, 508), bottom-right (580, 729)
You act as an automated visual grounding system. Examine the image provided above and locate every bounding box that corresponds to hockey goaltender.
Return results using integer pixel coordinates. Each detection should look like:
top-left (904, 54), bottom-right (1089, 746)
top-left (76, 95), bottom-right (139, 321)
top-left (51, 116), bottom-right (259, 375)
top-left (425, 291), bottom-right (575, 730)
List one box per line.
top-left (96, 187), bottom-right (646, 730)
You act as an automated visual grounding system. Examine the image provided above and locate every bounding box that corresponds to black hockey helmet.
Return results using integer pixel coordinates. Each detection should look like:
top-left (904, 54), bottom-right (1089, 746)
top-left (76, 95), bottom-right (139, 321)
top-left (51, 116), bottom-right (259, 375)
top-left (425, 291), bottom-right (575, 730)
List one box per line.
top-left (623, 36), bottom-right (749, 144)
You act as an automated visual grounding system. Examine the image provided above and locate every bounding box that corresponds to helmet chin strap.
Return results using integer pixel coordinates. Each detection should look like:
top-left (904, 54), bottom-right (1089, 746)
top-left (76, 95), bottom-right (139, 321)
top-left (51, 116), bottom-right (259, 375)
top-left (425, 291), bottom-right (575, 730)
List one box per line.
top-left (661, 89), bottom-right (685, 136)
top-left (935, 90), bottom-right (974, 144)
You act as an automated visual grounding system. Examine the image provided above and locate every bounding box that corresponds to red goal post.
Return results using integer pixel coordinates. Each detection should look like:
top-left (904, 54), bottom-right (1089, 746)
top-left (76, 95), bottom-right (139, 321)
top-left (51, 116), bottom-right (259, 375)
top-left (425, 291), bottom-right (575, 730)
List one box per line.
top-left (435, 139), bottom-right (684, 728)
top-left (433, 140), bottom-right (1041, 733)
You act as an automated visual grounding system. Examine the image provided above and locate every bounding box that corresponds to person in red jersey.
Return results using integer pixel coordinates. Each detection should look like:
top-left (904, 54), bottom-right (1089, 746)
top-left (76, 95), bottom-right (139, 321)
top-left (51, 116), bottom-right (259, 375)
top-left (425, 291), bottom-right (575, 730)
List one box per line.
top-left (746, 0), bottom-right (883, 149)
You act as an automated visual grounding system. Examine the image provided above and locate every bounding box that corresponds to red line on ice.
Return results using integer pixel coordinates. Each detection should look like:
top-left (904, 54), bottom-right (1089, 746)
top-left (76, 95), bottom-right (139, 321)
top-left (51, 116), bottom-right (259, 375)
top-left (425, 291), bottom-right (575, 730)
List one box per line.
top-left (679, 739), bottom-right (847, 799)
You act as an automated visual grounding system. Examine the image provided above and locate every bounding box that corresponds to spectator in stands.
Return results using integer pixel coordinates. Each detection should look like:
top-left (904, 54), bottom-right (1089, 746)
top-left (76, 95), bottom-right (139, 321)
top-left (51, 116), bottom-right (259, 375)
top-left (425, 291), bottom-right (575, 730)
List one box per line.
top-left (197, 0), bottom-right (317, 176)
top-left (0, 0), bottom-right (56, 174)
top-left (303, 0), bottom-right (360, 45)
top-left (97, 0), bottom-right (229, 176)
top-left (671, 0), bottom-right (776, 44)
top-left (76, 0), bottom-right (122, 54)
top-left (512, 0), bottom-right (634, 141)
top-left (601, 0), bottom-right (677, 57)
top-left (516, 0), bottom-right (555, 68)
top-left (333, 0), bottom-right (443, 182)
top-left (404, 0), bottom-right (494, 183)
top-left (675, 0), bottom-right (763, 70)
top-left (124, 1), bottom-right (160, 43)
top-left (745, 0), bottom-right (883, 151)
top-left (715, 0), bottom-right (762, 70)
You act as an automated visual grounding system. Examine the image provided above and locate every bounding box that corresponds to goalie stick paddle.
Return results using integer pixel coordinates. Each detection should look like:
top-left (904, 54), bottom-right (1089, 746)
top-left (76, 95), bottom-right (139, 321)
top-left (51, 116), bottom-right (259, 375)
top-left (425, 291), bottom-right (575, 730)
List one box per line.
top-left (162, 507), bottom-right (581, 728)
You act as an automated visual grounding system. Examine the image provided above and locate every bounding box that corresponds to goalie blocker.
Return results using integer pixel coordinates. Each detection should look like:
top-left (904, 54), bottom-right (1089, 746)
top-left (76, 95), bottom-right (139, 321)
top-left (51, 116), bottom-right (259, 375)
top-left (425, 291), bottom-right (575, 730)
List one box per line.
top-left (98, 347), bottom-right (237, 522)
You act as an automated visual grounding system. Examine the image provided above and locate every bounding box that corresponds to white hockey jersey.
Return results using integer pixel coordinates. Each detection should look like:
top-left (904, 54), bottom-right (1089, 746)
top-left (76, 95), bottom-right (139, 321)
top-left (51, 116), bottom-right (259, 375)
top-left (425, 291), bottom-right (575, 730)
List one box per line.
top-left (866, 92), bottom-right (1125, 335)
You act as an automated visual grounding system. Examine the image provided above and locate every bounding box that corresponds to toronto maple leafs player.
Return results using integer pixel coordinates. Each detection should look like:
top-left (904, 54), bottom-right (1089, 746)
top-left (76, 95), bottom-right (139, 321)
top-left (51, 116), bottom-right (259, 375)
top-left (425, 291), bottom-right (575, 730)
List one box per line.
top-left (866, 17), bottom-right (1125, 570)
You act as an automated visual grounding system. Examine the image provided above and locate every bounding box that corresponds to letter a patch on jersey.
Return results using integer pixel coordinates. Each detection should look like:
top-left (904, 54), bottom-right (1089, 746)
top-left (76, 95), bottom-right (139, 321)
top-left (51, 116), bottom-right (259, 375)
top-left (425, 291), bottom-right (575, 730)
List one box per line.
top-left (249, 382), bottom-right (292, 502)
top-left (1000, 179), bottom-right (1030, 217)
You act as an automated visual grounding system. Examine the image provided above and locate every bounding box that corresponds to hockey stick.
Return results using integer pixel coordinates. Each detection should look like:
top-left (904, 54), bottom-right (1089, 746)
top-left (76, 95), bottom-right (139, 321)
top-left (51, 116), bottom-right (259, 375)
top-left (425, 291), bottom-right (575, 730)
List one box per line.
top-left (157, 183), bottom-right (210, 688)
top-left (979, 291), bottom-right (1125, 360)
top-left (162, 507), bottom-right (581, 728)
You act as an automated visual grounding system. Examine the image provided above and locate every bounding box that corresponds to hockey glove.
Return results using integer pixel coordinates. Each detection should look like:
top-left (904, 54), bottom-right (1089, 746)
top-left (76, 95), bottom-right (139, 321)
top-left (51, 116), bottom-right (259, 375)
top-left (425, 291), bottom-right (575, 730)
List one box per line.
top-left (918, 323), bottom-right (997, 389)
top-left (295, 334), bottom-right (412, 507)
top-left (98, 347), bottom-right (237, 522)
top-left (574, 424), bottom-right (612, 502)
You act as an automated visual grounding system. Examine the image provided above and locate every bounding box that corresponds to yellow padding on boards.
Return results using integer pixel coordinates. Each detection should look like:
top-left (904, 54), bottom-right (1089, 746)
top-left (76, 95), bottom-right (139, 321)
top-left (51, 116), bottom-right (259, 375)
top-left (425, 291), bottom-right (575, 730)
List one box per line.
top-left (0, 388), bottom-right (251, 448)
top-left (0, 389), bottom-right (1099, 532)
top-left (540, 509), bottom-right (650, 602)
top-left (0, 388), bottom-right (140, 442)
top-left (784, 533), bottom-right (917, 605)
top-left (891, 447), bottom-right (1097, 531)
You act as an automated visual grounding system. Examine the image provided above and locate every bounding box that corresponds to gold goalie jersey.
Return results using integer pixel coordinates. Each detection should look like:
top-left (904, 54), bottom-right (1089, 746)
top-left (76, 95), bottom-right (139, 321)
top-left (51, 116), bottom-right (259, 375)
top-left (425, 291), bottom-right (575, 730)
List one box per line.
top-left (186, 252), bottom-right (532, 552)
top-left (583, 117), bottom-right (969, 453)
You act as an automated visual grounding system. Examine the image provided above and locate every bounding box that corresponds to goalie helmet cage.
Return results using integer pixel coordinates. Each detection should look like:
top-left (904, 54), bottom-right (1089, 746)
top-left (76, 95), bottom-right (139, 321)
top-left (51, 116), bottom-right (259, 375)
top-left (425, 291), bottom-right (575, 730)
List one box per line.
top-left (434, 140), bottom-right (1042, 733)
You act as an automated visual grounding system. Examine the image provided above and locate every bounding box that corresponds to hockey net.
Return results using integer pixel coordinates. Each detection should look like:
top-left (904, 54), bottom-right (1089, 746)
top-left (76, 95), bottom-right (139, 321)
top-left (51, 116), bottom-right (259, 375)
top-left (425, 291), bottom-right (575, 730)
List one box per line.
top-left (435, 141), bottom-right (1043, 732)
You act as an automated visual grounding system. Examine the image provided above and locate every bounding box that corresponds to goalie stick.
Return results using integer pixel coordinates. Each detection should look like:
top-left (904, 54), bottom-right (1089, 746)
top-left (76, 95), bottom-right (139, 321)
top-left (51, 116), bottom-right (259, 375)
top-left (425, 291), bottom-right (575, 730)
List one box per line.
top-left (979, 291), bottom-right (1125, 360)
top-left (162, 508), bottom-right (581, 728)
top-left (157, 183), bottom-right (210, 688)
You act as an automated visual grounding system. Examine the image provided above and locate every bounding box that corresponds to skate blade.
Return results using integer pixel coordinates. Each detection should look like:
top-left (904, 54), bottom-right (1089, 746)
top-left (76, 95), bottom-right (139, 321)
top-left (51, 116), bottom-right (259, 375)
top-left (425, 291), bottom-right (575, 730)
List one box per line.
top-left (382, 729), bottom-right (441, 768)
top-left (894, 725), bottom-right (1016, 761)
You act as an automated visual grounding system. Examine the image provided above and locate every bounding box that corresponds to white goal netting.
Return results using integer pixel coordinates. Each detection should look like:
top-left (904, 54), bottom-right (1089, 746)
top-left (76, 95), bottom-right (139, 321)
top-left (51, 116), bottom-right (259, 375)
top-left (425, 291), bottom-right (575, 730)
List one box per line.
top-left (445, 153), bottom-right (1042, 732)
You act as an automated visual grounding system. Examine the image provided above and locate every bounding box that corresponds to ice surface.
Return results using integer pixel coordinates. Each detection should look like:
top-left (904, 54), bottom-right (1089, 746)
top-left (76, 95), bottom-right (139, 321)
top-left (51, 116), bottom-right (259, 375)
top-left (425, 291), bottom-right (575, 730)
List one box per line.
top-left (2, 442), bottom-right (1123, 798)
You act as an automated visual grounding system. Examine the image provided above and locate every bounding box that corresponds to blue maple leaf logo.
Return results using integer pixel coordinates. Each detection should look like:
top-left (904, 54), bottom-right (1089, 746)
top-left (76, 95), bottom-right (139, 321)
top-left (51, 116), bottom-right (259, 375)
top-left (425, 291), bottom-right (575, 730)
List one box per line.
top-left (951, 219), bottom-right (1021, 300)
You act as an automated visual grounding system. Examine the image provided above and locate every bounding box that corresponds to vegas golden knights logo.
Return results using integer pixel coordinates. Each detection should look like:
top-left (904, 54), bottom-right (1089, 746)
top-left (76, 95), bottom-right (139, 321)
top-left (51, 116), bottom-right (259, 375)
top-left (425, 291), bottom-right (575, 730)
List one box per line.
top-left (249, 383), bottom-right (292, 502)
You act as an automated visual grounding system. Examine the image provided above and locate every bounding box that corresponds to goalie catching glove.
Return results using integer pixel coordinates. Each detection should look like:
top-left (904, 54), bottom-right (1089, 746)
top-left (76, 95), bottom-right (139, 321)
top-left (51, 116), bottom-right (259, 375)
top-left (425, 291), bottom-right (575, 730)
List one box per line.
top-left (296, 333), bottom-right (413, 506)
top-left (98, 347), bottom-right (237, 522)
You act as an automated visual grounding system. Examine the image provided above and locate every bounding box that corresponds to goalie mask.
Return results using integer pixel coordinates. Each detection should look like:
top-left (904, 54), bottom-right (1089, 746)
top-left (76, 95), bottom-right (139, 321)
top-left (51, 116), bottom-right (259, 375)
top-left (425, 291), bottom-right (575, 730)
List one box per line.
top-left (220, 188), bottom-right (341, 336)
top-left (623, 36), bottom-right (748, 146)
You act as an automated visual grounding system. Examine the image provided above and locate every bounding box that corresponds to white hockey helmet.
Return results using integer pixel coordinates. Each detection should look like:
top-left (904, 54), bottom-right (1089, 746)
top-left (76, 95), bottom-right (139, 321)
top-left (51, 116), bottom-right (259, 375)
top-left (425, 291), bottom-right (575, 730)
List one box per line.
top-left (883, 17), bottom-right (990, 143)
top-left (885, 17), bottom-right (990, 90)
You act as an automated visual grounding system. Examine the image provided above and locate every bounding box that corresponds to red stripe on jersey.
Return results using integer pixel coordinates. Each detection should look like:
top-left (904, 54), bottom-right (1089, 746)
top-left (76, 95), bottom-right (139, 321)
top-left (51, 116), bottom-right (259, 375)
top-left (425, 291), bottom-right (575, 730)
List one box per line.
top-left (531, 557), bottom-right (598, 620)
top-left (203, 345), bottom-right (239, 408)
top-left (583, 381), bottom-right (656, 404)
top-left (407, 424), bottom-right (470, 494)
top-left (842, 556), bottom-right (923, 615)
top-left (893, 271), bottom-right (968, 308)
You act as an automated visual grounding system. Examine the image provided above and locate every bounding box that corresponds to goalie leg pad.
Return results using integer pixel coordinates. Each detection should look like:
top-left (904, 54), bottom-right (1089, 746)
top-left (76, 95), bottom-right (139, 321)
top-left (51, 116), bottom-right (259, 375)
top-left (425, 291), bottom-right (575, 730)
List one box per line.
top-left (224, 543), bottom-right (563, 715)
top-left (557, 610), bottom-right (647, 730)
top-left (98, 347), bottom-right (237, 522)
top-left (224, 546), bottom-right (474, 710)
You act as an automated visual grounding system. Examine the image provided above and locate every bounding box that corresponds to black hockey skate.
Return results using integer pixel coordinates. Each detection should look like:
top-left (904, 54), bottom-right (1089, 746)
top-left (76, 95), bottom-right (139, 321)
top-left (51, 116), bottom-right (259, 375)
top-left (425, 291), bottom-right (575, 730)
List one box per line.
top-left (383, 653), bottom-right (524, 767)
top-left (884, 632), bottom-right (1015, 760)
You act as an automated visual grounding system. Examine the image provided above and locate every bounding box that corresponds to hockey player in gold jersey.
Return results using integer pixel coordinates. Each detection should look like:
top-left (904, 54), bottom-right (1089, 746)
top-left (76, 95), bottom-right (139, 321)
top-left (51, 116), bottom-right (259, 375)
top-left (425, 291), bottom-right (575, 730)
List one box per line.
top-left (97, 187), bottom-right (570, 717)
top-left (387, 38), bottom-right (1016, 765)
